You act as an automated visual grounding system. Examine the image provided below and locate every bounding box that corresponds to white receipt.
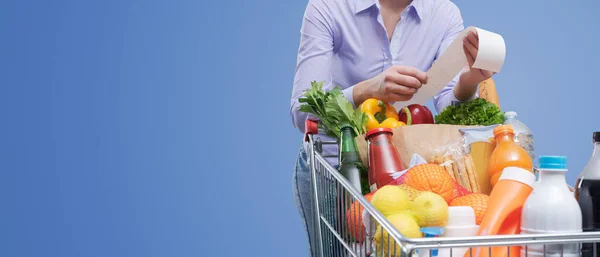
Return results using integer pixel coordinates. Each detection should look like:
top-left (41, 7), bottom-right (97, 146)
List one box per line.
top-left (392, 26), bottom-right (506, 110)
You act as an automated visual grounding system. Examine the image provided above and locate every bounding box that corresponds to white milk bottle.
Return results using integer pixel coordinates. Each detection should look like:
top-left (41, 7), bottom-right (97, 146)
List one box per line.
top-left (520, 156), bottom-right (582, 257)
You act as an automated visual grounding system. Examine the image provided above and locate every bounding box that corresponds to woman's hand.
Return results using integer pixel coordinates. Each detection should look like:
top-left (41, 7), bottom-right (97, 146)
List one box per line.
top-left (455, 31), bottom-right (494, 100)
top-left (353, 66), bottom-right (428, 105)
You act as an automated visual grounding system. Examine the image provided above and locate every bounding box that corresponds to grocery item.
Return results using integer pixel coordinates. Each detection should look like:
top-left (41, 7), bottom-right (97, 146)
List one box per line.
top-left (417, 207), bottom-right (480, 257)
top-left (478, 78), bottom-right (500, 108)
top-left (468, 167), bottom-right (536, 257)
top-left (434, 98), bottom-right (504, 126)
top-left (470, 141), bottom-right (494, 194)
top-left (504, 111), bottom-right (535, 161)
top-left (444, 207), bottom-right (479, 257)
top-left (445, 206), bottom-right (479, 237)
top-left (459, 125), bottom-right (499, 194)
top-left (403, 163), bottom-right (455, 203)
top-left (366, 128), bottom-right (405, 190)
top-left (521, 156), bottom-right (582, 257)
top-left (418, 227), bottom-right (445, 257)
top-left (361, 98), bottom-right (406, 130)
top-left (298, 81), bottom-right (368, 139)
top-left (488, 124), bottom-right (533, 188)
top-left (346, 194), bottom-right (374, 242)
top-left (374, 212), bottom-right (422, 256)
top-left (450, 193), bottom-right (488, 225)
top-left (575, 131), bottom-right (600, 257)
top-left (460, 125), bottom-right (498, 149)
top-left (354, 123), bottom-right (473, 169)
top-left (339, 125), bottom-right (370, 194)
top-left (370, 185), bottom-right (410, 216)
top-left (397, 184), bottom-right (422, 200)
top-left (410, 192), bottom-right (449, 227)
top-left (429, 141), bottom-right (480, 193)
top-left (398, 104), bottom-right (434, 125)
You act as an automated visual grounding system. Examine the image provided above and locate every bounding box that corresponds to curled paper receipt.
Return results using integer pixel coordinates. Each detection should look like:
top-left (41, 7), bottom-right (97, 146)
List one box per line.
top-left (392, 26), bottom-right (506, 110)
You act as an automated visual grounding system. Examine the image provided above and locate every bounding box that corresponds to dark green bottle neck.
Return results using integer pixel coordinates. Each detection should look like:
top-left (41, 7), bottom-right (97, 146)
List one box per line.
top-left (340, 127), bottom-right (359, 153)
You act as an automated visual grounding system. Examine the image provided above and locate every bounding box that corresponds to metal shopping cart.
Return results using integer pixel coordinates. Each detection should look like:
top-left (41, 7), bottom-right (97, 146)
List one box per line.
top-left (303, 119), bottom-right (600, 257)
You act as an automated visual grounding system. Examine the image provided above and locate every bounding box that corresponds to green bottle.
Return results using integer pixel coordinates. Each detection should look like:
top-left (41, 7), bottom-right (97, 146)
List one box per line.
top-left (339, 125), bottom-right (370, 195)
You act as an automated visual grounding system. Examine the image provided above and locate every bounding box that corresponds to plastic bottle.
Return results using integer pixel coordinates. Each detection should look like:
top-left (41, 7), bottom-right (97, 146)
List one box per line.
top-left (575, 132), bottom-right (600, 257)
top-left (365, 128), bottom-right (405, 191)
top-left (488, 125), bottom-right (534, 189)
top-left (521, 156), bottom-right (582, 257)
top-left (504, 111), bottom-right (535, 161)
top-left (467, 166), bottom-right (536, 257)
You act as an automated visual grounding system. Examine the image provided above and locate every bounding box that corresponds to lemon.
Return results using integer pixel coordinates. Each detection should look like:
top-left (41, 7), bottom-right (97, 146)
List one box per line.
top-left (371, 185), bottom-right (410, 216)
top-left (374, 213), bottom-right (422, 256)
top-left (410, 191), bottom-right (449, 227)
top-left (396, 184), bottom-right (422, 201)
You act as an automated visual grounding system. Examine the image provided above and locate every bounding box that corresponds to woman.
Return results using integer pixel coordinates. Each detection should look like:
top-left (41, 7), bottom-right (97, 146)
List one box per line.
top-left (290, 0), bottom-right (491, 255)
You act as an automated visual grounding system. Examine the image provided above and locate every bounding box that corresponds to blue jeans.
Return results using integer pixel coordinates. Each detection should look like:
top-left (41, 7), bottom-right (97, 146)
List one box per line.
top-left (293, 145), bottom-right (316, 257)
top-left (293, 145), bottom-right (345, 257)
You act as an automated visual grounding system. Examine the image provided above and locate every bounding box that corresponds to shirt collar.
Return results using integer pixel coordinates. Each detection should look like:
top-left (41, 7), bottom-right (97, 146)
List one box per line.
top-left (354, 0), bottom-right (426, 20)
top-left (354, 0), bottom-right (377, 14)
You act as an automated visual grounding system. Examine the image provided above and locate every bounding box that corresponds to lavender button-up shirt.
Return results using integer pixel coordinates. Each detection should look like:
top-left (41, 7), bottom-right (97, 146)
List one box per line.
top-left (290, 0), bottom-right (476, 163)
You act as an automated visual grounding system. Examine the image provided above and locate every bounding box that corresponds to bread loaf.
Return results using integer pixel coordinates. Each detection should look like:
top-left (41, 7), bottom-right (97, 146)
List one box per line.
top-left (478, 78), bottom-right (500, 109)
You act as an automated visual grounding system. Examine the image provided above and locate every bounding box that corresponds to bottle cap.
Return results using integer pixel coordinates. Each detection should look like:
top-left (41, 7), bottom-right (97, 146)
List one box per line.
top-left (594, 132), bottom-right (600, 143)
top-left (505, 111), bottom-right (517, 117)
top-left (493, 124), bottom-right (514, 136)
top-left (365, 128), bottom-right (393, 138)
top-left (538, 155), bottom-right (567, 169)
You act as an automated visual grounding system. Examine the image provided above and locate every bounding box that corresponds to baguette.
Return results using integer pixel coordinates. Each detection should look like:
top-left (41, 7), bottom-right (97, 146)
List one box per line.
top-left (464, 155), bottom-right (480, 193)
top-left (478, 78), bottom-right (500, 109)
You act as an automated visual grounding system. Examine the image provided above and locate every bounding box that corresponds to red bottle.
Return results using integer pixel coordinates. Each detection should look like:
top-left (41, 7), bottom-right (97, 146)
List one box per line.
top-left (365, 128), bottom-right (405, 191)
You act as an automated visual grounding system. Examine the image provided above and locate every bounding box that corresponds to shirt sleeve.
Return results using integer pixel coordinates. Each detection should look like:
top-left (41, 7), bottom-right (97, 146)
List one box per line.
top-left (289, 0), bottom-right (349, 134)
top-left (432, 2), bottom-right (477, 113)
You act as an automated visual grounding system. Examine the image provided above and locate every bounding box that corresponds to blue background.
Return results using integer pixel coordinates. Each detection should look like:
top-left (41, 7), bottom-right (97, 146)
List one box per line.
top-left (2, 0), bottom-right (599, 256)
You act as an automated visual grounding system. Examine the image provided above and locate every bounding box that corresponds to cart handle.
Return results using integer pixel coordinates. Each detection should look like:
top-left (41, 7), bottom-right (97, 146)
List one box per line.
top-left (304, 119), bottom-right (319, 142)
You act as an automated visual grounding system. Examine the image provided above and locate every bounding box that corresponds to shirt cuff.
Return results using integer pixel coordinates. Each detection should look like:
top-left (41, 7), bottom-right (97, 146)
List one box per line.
top-left (450, 90), bottom-right (478, 106)
top-left (342, 86), bottom-right (356, 108)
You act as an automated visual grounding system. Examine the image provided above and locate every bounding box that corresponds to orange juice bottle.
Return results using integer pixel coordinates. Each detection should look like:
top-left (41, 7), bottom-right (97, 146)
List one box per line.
top-left (488, 125), bottom-right (533, 188)
top-left (467, 166), bottom-right (536, 257)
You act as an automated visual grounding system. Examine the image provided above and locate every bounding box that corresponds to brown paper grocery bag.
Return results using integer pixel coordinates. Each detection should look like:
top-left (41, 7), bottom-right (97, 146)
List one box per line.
top-left (355, 124), bottom-right (471, 168)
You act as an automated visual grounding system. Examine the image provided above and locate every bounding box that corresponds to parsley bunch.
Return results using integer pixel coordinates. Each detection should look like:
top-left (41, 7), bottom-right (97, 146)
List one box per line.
top-left (434, 98), bottom-right (505, 126)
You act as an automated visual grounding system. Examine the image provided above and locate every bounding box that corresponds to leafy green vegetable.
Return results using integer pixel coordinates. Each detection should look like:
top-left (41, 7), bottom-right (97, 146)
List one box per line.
top-left (434, 98), bottom-right (505, 126)
top-left (298, 81), bottom-right (368, 139)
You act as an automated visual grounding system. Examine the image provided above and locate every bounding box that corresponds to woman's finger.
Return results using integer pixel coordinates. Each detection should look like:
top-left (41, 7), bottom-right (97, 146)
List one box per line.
top-left (466, 31), bottom-right (479, 47)
top-left (387, 92), bottom-right (414, 102)
top-left (386, 73), bottom-right (422, 90)
top-left (464, 45), bottom-right (475, 65)
top-left (392, 66), bottom-right (428, 84)
top-left (386, 81), bottom-right (419, 97)
top-left (463, 39), bottom-right (478, 65)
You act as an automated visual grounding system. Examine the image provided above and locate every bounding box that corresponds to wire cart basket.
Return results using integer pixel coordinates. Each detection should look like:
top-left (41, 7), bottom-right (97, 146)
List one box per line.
top-left (303, 120), bottom-right (600, 257)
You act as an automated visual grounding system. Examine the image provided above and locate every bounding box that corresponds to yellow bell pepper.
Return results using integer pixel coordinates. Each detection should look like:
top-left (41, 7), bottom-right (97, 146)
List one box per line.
top-left (360, 98), bottom-right (406, 131)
